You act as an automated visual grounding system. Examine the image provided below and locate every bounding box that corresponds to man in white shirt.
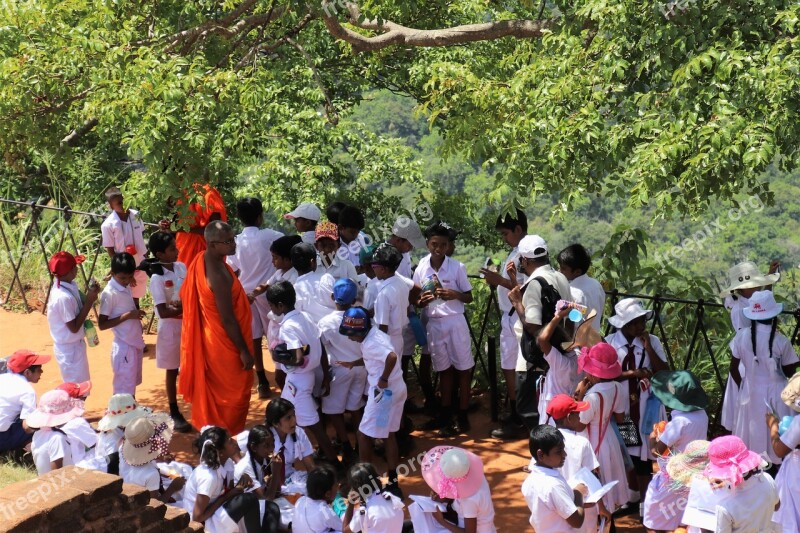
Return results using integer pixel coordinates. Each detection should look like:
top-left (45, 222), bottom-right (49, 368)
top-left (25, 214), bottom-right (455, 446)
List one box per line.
top-left (100, 186), bottom-right (148, 305)
top-left (228, 197), bottom-right (283, 399)
top-left (0, 350), bottom-right (50, 452)
top-left (557, 244), bottom-right (606, 331)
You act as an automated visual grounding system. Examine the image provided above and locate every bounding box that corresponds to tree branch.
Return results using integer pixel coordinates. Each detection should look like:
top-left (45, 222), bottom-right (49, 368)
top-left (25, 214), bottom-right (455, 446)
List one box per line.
top-left (287, 37), bottom-right (339, 125)
top-left (320, 1), bottom-right (554, 53)
top-left (60, 118), bottom-right (99, 148)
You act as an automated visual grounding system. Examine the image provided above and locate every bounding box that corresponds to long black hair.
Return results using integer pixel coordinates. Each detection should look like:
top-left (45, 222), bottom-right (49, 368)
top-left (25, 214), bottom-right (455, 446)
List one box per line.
top-left (346, 462), bottom-right (383, 505)
top-left (247, 425), bottom-right (274, 478)
top-left (751, 317), bottom-right (779, 360)
top-left (193, 426), bottom-right (229, 470)
top-left (265, 398), bottom-right (298, 443)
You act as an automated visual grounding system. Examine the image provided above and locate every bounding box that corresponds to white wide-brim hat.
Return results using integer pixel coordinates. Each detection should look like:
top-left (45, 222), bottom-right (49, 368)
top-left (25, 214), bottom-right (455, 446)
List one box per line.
top-left (97, 394), bottom-right (151, 431)
top-left (719, 261), bottom-right (779, 298)
top-left (742, 290), bottom-right (783, 321)
top-left (607, 298), bottom-right (654, 328)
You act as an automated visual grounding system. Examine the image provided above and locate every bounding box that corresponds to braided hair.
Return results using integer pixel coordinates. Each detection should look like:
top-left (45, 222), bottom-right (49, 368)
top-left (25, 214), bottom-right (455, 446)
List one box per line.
top-left (750, 317), bottom-right (778, 361)
top-left (247, 425), bottom-right (274, 479)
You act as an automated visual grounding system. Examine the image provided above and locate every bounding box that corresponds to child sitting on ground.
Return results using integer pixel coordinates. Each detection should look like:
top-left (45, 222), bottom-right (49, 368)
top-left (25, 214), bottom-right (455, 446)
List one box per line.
top-left (343, 462), bottom-right (405, 533)
top-left (57, 381), bottom-right (104, 471)
top-left (293, 465), bottom-right (344, 533)
top-left (265, 398), bottom-right (316, 492)
top-left (27, 389), bottom-right (85, 474)
top-left (96, 393), bottom-right (152, 475)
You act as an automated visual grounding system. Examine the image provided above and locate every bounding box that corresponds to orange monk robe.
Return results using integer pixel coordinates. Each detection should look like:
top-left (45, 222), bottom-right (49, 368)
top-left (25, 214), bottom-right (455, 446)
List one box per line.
top-left (179, 253), bottom-right (253, 434)
top-left (176, 185), bottom-right (227, 266)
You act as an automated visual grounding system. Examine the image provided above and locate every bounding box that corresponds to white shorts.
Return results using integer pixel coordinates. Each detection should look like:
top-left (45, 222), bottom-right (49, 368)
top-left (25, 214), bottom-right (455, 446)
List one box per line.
top-left (401, 323), bottom-right (417, 357)
top-left (53, 340), bottom-right (90, 384)
top-left (322, 364), bottom-right (367, 414)
top-left (282, 371), bottom-right (319, 427)
top-left (359, 380), bottom-right (407, 439)
top-left (155, 318), bottom-right (181, 370)
top-left (111, 340), bottom-right (143, 395)
top-left (500, 312), bottom-right (522, 371)
top-left (426, 315), bottom-right (474, 372)
top-left (130, 270), bottom-right (149, 299)
top-left (251, 294), bottom-right (271, 340)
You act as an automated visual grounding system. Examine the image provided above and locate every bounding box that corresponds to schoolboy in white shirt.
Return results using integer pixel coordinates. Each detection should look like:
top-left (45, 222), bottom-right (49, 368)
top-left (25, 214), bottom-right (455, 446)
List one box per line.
top-left (522, 424), bottom-right (587, 533)
top-left (46, 251), bottom-right (99, 383)
top-left (413, 221), bottom-right (473, 437)
top-left (372, 244), bottom-right (412, 357)
top-left (336, 205), bottom-right (369, 267)
top-left (291, 242), bottom-right (334, 324)
top-left (100, 186), bottom-right (148, 305)
top-left (228, 197), bottom-right (283, 398)
top-left (557, 244), bottom-right (606, 332)
top-left (0, 351), bottom-right (50, 453)
top-left (265, 280), bottom-right (339, 465)
top-left (98, 252), bottom-right (146, 396)
top-left (315, 220), bottom-right (358, 282)
top-left (284, 202), bottom-right (321, 245)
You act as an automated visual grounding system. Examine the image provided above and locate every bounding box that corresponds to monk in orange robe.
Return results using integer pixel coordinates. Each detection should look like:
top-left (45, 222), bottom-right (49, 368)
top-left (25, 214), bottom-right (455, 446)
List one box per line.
top-left (175, 184), bottom-right (227, 266)
top-left (179, 220), bottom-right (254, 434)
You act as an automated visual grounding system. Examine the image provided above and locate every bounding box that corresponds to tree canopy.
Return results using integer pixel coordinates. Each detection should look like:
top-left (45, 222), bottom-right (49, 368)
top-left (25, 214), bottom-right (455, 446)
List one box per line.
top-left (2, 0), bottom-right (799, 226)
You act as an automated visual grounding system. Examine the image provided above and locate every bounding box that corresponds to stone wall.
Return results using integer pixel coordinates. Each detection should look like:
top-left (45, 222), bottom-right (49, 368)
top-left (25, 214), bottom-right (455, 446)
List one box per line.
top-left (0, 466), bottom-right (203, 532)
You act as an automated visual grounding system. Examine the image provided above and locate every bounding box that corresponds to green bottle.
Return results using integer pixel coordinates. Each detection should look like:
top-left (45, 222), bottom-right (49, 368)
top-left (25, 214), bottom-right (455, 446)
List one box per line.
top-left (84, 320), bottom-right (99, 347)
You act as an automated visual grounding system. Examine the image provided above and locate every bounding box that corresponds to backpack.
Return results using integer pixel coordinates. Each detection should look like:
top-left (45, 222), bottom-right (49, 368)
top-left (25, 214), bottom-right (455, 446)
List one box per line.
top-left (518, 277), bottom-right (569, 370)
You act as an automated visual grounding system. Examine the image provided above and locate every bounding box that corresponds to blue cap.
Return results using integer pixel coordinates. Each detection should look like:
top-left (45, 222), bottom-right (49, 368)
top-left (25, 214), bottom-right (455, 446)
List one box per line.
top-left (339, 307), bottom-right (370, 336)
top-left (333, 278), bottom-right (358, 305)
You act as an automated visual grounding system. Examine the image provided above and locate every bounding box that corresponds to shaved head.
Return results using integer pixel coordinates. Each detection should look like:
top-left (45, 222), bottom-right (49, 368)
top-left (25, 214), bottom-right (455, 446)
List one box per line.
top-left (205, 220), bottom-right (233, 243)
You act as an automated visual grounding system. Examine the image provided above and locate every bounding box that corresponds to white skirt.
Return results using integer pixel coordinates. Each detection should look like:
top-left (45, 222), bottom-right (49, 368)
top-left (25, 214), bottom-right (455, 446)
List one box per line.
top-left (773, 449), bottom-right (800, 532)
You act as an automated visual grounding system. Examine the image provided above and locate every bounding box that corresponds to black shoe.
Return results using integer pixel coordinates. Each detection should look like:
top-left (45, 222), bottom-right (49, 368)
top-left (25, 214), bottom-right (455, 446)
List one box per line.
top-left (490, 422), bottom-right (526, 440)
top-left (171, 412), bottom-right (193, 433)
top-left (438, 421), bottom-right (461, 438)
top-left (384, 481), bottom-right (404, 500)
top-left (257, 384), bottom-right (272, 399)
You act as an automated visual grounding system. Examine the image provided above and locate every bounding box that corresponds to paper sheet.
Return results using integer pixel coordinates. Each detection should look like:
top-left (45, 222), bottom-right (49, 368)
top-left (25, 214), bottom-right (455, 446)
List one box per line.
top-left (409, 495), bottom-right (448, 513)
top-left (568, 467), bottom-right (619, 504)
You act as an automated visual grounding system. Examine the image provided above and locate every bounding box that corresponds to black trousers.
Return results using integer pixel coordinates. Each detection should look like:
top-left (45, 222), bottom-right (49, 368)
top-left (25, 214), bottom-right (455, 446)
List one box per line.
top-left (515, 369), bottom-right (544, 430)
top-left (223, 493), bottom-right (281, 533)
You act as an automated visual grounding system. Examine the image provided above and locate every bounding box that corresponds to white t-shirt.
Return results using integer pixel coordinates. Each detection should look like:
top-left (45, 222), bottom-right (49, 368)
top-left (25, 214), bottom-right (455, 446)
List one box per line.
top-left (295, 271), bottom-right (334, 324)
top-left (715, 472), bottom-right (779, 532)
top-left (413, 255), bottom-right (472, 318)
top-left (271, 426), bottom-right (314, 479)
top-left (497, 247), bottom-right (525, 313)
top-left (47, 280), bottom-right (85, 344)
top-left (278, 310), bottom-right (321, 374)
top-left (569, 274), bottom-right (606, 332)
top-left (361, 328), bottom-right (403, 386)
top-left (659, 410), bottom-right (709, 454)
top-left (452, 478), bottom-right (496, 533)
top-left (61, 416), bottom-right (98, 463)
top-left (32, 428), bottom-right (74, 475)
top-left (347, 492), bottom-right (405, 533)
top-left (101, 209), bottom-right (147, 264)
top-left (319, 310), bottom-right (363, 364)
top-left (374, 275), bottom-right (411, 337)
top-left (293, 496), bottom-right (343, 532)
top-left (227, 226), bottom-right (283, 291)
top-left (99, 278), bottom-right (144, 348)
top-left (150, 262), bottom-right (187, 318)
top-left (522, 465), bottom-right (578, 533)
top-left (183, 463), bottom-right (226, 514)
top-left (0, 373), bottom-right (36, 431)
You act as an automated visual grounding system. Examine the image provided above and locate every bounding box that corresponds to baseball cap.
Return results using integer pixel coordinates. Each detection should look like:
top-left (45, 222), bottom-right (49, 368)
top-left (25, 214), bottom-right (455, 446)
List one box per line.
top-left (391, 216), bottom-right (426, 249)
top-left (48, 251), bottom-right (86, 277)
top-left (333, 278), bottom-right (358, 305)
top-left (104, 186), bottom-right (123, 200)
top-left (358, 244), bottom-right (378, 265)
top-left (339, 307), bottom-right (371, 336)
top-left (518, 235), bottom-right (548, 259)
top-left (284, 202), bottom-right (321, 221)
top-left (7, 350), bottom-right (51, 373)
top-left (546, 394), bottom-right (590, 420)
top-left (57, 380), bottom-right (93, 399)
top-left (315, 220), bottom-right (339, 242)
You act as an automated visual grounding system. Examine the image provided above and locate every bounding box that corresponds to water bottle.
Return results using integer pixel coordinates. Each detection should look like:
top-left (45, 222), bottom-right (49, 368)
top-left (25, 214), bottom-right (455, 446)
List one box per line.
top-left (375, 388), bottom-right (393, 428)
top-left (164, 279), bottom-right (175, 305)
top-left (84, 320), bottom-right (99, 347)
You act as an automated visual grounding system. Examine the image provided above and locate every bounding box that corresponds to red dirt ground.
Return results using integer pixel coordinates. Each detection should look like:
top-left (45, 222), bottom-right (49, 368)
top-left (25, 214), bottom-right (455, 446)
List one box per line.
top-left (0, 308), bottom-right (644, 531)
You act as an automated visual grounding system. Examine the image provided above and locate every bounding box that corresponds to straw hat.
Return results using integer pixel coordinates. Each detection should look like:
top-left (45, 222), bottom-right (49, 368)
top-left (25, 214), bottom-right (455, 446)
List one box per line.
top-left (666, 440), bottom-right (710, 488)
top-left (97, 394), bottom-right (151, 431)
top-left (121, 413), bottom-right (174, 467)
top-left (577, 343), bottom-right (622, 379)
top-left (651, 371), bottom-right (708, 412)
top-left (561, 309), bottom-right (601, 351)
top-left (607, 298), bottom-right (654, 328)
top-left (421, 446), bottom-right (485, 500)
top-left (742, 290), bottom-right (783, 321)
top-left (719, 262), bottom-right (779, 298)
top-left (26, 390), bottom-right (85, 429)
top-left (781, 372), bottom-right (800, 413)
top-left (703, 436), bottom-right (765, 487)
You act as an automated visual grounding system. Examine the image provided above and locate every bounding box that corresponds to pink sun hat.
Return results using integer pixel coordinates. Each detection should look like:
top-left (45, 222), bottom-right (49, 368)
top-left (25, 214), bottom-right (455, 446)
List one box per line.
top-left (421, 446), bottom-right (485, 500)
top-left (25, 389), bottom-right (85, 429)
top-left (703, 435), bottom-right (765, 487)
top-left (578, 342), bottom-right (622, 379)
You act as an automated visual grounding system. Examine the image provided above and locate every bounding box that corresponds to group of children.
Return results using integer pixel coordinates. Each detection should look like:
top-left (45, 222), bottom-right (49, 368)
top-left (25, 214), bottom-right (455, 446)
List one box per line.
top-left (7, 187), bottom-right (800, 532)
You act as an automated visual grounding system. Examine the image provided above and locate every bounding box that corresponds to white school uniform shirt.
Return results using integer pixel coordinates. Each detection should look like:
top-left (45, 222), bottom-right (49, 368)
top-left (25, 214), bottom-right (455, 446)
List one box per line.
top-left (267, 267), bottom-right (298, 286)
top-left (539, 347), bottom-right (580, 422)
top-left (293, 496), bottom-right (343, 533)
top-left (150, 262), bottom-right (187, 314)
top-left (270, 426), bottom-right (314, 479)
top-left (497, 246), bottom-right (525, 314)
top-left (397, 252), bottom-right (413, 279)
top-left (374, 274), bottom-right (411, 347)
top-left (101, 210), bottom-right (147, 264)
top-left (182, 463), bottom-right (230, 523)
top-left (361, 328), bottom-right (403, 386)
top-left (99, 278), bottom-right (145, 348)
top-left (233, 450), bottom-right (271, 490)
top-left (61, 417), bottom-right (98, 463)
top-left (32, 427), bottom-right (74, 474)
top-left (294, 271), bottom-right (334, 324)
top-left (361, 277), bottom-right (381, 311)
top-left (278, 310), bottom-right (321, 374)
top-left (715, 471), bottom-right (779, 533)
top-left (319, 310), bottom-right (363, 364)
top-left (569, 274), bottom-right (606, 332)
top-left (522, 465), bottom-right (579, 533)
top-left (348, 492), bottom-right (405, 533)
top-left (119, 448), bottom-right (160, 491)
top-left (724, 295), bottom-right (751, 331)
top-left (659, 410), bottom-right (708, 454)
top-left (227, 226), bottom-right (283, 291)
top-left (316, 255), bottom-right (358, 283)
top-left (301, 230), bottom-right (316, 245)
top-left (413, 254), bottom-right (472, 318)
top-left (0, 373), bottom-right (36, 431)
top-left (453, 478), bottom-right (496, 533)
top-left (339, 232), bottom-right (369, 266)
top-left (47, 280), bottom-right (85, 344)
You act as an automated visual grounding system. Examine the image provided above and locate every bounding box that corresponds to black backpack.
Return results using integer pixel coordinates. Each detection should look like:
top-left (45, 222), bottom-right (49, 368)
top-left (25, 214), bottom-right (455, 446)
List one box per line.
top-left (518, 277), bottom-right (569, 370)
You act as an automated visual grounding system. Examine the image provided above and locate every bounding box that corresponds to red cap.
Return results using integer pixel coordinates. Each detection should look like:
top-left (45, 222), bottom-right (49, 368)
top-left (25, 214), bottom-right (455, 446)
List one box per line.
top-left (57, 380), bottom-right (92, 399)
top-left (546, 394), bottom-right (590, 420)
top-left (48, 251), bottom-right (85, 277)
top-left (7, 350), bottom-right (52, 373)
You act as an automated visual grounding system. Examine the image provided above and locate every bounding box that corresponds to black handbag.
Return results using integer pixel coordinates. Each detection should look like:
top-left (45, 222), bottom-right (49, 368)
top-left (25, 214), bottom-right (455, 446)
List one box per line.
top-left (617, 415), bottom-right (642, 447)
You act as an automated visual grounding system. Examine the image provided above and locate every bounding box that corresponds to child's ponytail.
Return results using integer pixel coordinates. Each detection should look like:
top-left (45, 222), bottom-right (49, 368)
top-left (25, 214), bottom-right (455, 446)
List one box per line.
top-left (193, 426), bottom-right (227, 470)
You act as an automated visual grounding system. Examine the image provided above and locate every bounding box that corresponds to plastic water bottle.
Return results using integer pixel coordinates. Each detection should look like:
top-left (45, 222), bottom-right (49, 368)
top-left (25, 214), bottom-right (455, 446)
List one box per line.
top-left (375, 388), bottom-right (393, 428)
top-left (164, 279), bottom-right (175, 304)
top-left (84, 320), bottom-right (99, 347)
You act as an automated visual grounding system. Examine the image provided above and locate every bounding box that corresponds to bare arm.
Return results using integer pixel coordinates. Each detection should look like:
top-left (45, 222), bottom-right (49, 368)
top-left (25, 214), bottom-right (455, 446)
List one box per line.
top-left (66, 284), bottom-right (100, 333)
top-left (379, 352), bottom-right (398, 388)
top-left (538, 308), bottom-right (571, 354)
top-left (766, 414), bottom-right (793, 459)
top-left (729, 356), bottom-right (742, 387)
top-left (564, 490), bottom-right (586, 528)
top-left (206, 257), bottom-right (253, 370)
top-left (98, 310), bottom-right (144, 330)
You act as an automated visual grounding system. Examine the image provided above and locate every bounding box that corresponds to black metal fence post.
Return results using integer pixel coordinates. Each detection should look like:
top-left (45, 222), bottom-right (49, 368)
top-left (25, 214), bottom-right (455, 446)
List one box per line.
top-left (488, 336), bottom-right (498, 422)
